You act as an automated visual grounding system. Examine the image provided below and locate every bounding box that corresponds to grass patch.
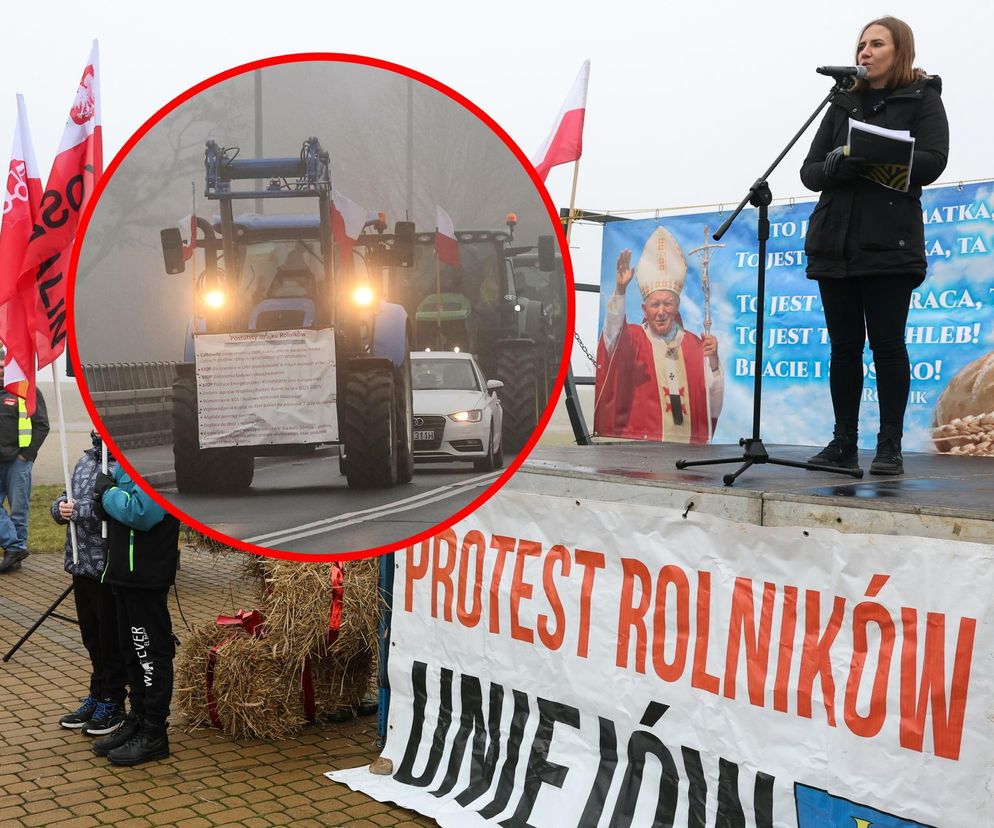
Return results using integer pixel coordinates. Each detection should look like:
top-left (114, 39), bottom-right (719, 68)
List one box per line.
top-left (29, 483), bottom-right (69, 555)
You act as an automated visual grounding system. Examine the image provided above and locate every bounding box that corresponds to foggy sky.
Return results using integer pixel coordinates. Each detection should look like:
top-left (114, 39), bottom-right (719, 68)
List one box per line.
top-left (8, 0), bottom-right (991, 375)
top-left (74, 59), bottom-right (558, 364)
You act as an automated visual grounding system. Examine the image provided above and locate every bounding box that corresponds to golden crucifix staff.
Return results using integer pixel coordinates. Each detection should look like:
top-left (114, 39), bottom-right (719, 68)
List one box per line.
top-left (689, 225), bottom-right (725, 441)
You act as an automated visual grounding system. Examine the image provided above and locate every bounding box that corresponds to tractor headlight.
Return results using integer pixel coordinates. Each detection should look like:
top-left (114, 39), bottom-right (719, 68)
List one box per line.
top-left (204, 289), bottom-right (226, 309)
top-left (353, 284), bottom-right (375, 306)
top-left (448, 409), bottom-right (482, 423)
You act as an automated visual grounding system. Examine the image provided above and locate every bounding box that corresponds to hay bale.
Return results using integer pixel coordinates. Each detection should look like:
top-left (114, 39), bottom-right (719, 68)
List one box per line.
top-left (209, 636), bottom-right (305, 740)
top-left (311, 646), bottom-right (376, 716)
top-left (336, 557), bottom-right (381, 662)
top-left (262, 557), bottom-right (380, 665)
top-left (174, 621), bottom-right (234, 729)
top-left (313, 557), bottom-right (380, 717)
top-left (261, 560), bottom-right (338, 665)
top-left (263, 556), bottom-right (380, 717)
top-left (175, 555), bottom-right (382, 737)
top-left (174, 619), bottom-right (304, 740)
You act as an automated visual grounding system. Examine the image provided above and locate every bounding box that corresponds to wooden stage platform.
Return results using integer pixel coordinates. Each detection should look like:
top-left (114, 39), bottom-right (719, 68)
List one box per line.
top-left (512, 442), bottom-right (994, 544)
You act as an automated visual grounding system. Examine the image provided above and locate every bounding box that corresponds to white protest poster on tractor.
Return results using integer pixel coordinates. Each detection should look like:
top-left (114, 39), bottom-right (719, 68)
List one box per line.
top-left (330, 490), bottom-right (994, 827)
top-left (194, 327), bottom-right (337, 448)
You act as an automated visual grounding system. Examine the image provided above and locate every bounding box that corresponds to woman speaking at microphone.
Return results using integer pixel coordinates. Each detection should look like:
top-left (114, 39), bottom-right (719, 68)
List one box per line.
top-left (801, 16), bottom-right (948, 475)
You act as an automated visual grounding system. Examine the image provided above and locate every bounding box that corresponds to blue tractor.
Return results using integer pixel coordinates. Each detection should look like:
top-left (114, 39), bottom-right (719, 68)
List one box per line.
top-left (160, 137), bottom-right (414, 493)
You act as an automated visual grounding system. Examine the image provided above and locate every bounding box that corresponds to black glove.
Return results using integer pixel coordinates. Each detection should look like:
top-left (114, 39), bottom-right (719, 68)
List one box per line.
top-left (94, 472), bottom-right (115, 499)
top-left (823, 146), bottom-right (868, 180)
top-left (93, 498), bottom-right (108, 522)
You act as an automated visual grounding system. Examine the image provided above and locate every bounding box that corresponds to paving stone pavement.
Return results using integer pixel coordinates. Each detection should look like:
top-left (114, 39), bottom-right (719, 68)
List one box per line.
top-left (0, 550), bottom-right (434, 827)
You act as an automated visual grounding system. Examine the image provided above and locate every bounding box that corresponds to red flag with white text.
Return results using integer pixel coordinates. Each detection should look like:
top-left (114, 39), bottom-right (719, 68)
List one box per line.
top-left (531, 60), bottom-right (590, 182)
top-left (332, 188), bottom-right (373, 260)
top-left (0, 94), bottom-right (44, 410)
top-left (434, 206), bottom-right (459, 268)
top-left (12, 40), bottom-right (102, 372)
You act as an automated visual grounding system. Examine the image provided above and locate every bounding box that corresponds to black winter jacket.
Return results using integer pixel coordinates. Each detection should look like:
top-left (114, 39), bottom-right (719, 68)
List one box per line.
top-left (101, 466), bottom-right (180, 590)
top-left (801, 75), bottom-right (948, 282)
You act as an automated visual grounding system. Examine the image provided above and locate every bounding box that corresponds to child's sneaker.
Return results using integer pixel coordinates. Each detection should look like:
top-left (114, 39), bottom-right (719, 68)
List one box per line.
top-left (59, 696), bottom-right (98, 729)
top-left (81, 699), bottom-right (125, 736)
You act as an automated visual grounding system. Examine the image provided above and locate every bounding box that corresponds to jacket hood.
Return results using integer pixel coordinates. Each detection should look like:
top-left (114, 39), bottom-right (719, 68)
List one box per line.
top-left (892, 74), bottom-right (942, 97)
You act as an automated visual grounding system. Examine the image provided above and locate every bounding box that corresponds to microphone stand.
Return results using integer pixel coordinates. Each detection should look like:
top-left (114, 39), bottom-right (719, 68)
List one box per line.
top-left (675, 78), bottom-right (864, 486)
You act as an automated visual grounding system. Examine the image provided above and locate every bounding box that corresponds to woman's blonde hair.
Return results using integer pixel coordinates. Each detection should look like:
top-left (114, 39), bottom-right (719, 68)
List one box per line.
top-left (853, 16), bottom-right (925, 90)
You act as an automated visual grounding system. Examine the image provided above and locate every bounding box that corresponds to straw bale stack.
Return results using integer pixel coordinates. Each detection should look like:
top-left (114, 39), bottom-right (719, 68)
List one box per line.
top-left (175, 551), bottom-right (381, 738)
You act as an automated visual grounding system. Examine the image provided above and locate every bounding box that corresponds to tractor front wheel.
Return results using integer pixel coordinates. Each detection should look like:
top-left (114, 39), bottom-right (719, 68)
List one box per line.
top-left (495, 347), bottom-right (540, 455)
top-left (342, 369), bottom-right (399, 489)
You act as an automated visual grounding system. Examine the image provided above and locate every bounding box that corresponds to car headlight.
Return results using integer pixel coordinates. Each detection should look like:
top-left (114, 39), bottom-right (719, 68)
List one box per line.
top-left (448, 409), bottom-right (482, 423)
top-left (204, 289), bottom-right (225, 309)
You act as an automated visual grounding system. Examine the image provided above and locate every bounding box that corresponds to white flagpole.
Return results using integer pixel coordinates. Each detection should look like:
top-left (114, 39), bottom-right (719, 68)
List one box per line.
top-left (564, 158), bottom-right (582, 245)
top-left (101, 439), bottom-right (107, 539)
top-left (50, 362), bottom-right (78, 562)
top-left (434, 229), bottom-right (442, 349)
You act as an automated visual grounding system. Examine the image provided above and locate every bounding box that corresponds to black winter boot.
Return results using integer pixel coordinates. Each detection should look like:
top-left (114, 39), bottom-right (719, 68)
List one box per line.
top-left (93, 711), bottom-right (140, 757)
top-left (808, 423), bottom-right (859, 469)
top-left (106, 720), bottom-right (169, 766)
top-left (870, 425), bottom-right (904, 475)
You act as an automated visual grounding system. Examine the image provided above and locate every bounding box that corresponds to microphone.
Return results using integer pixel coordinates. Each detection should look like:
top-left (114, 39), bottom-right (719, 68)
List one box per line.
top-left (816, 65), bottom-right (868, 80)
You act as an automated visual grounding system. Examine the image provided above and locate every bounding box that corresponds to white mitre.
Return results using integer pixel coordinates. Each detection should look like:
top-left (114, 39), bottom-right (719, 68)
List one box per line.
top-left (635, 227), bottom-right (687, 299)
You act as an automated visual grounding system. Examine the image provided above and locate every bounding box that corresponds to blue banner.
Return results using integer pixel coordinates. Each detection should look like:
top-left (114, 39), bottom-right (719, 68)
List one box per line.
top-left (795, 784), bottom-right (935, 827)
top-left (597, 181), bottom-right (994, 451)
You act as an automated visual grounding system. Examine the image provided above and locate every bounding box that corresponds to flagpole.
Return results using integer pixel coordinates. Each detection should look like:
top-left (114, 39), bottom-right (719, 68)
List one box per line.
top-left (50, 362), bottom-right (78, 562)
top-left (434, 236), bottom-right (442, 350)
top-left (101, 439), bottom-right (108, 540)
top-left (564, 158), bottom-right (582, 245)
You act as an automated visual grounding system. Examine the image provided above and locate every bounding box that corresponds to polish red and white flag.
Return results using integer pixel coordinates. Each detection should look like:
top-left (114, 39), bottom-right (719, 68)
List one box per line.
top-left (434, 205), bottom-right (459, 268)
top-left (177, 213), bottom-right (198, 261)
top-left (531, 60), bottom-right (590, 182)
top-left (15, 40), bottom-right (102, 375)
top-left (332, 187), bottom-right (373, 259)
top-left (0, 94), bottom-right (44, 408)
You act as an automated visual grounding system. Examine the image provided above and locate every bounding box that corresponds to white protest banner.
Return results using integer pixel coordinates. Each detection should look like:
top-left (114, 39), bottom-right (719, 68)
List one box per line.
top-left (194, 327), bottom-right (337, 448)
top-left (330, 490), bottom-right (993, 827)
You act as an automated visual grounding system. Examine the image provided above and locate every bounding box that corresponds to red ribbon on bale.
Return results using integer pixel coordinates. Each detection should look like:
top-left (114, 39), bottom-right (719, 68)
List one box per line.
top-left (301, 563), bottom-right (347, 722)
top-left (328, 562), bottom-right (344, 645)
top-left (205, 609), bottom-right (266, 728)
top-left (216, 608), bottom-right (265, 636)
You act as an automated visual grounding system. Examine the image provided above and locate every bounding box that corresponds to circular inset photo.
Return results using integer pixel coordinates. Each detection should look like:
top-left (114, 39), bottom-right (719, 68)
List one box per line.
top-left (70, 54), bottom-right (572, 559)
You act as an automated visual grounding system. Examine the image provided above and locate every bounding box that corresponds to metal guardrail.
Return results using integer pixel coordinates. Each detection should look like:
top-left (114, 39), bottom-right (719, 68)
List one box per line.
top-left (81, 362), bottom-right (179, 449)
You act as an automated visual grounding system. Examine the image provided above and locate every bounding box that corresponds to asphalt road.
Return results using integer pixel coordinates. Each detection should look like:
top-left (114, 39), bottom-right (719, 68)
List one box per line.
top-left (124, 444), bottom-right (512, 555)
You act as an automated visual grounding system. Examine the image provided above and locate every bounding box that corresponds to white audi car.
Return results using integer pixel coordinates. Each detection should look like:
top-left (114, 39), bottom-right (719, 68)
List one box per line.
top-left (411, 351), bottom-right (504, 471)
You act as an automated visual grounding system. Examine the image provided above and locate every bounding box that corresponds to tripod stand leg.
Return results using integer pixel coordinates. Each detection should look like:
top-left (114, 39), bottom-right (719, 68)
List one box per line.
top-left (677, 455), bottom-right (756, 469)
top-left (722, 458), bottom-right (756, 487)
top-left (2, 583), bottom-right (74, 662)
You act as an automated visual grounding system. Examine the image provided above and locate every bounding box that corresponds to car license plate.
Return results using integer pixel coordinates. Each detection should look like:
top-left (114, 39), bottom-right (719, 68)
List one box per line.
top-left (414, 430), bottom-right (435, 441)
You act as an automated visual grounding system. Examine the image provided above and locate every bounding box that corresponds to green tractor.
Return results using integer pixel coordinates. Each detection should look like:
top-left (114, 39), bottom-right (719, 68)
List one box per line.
top-left (160, 137), bottom-right (415, 494)
top-left (390, 217), bottom-right (562, 453)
